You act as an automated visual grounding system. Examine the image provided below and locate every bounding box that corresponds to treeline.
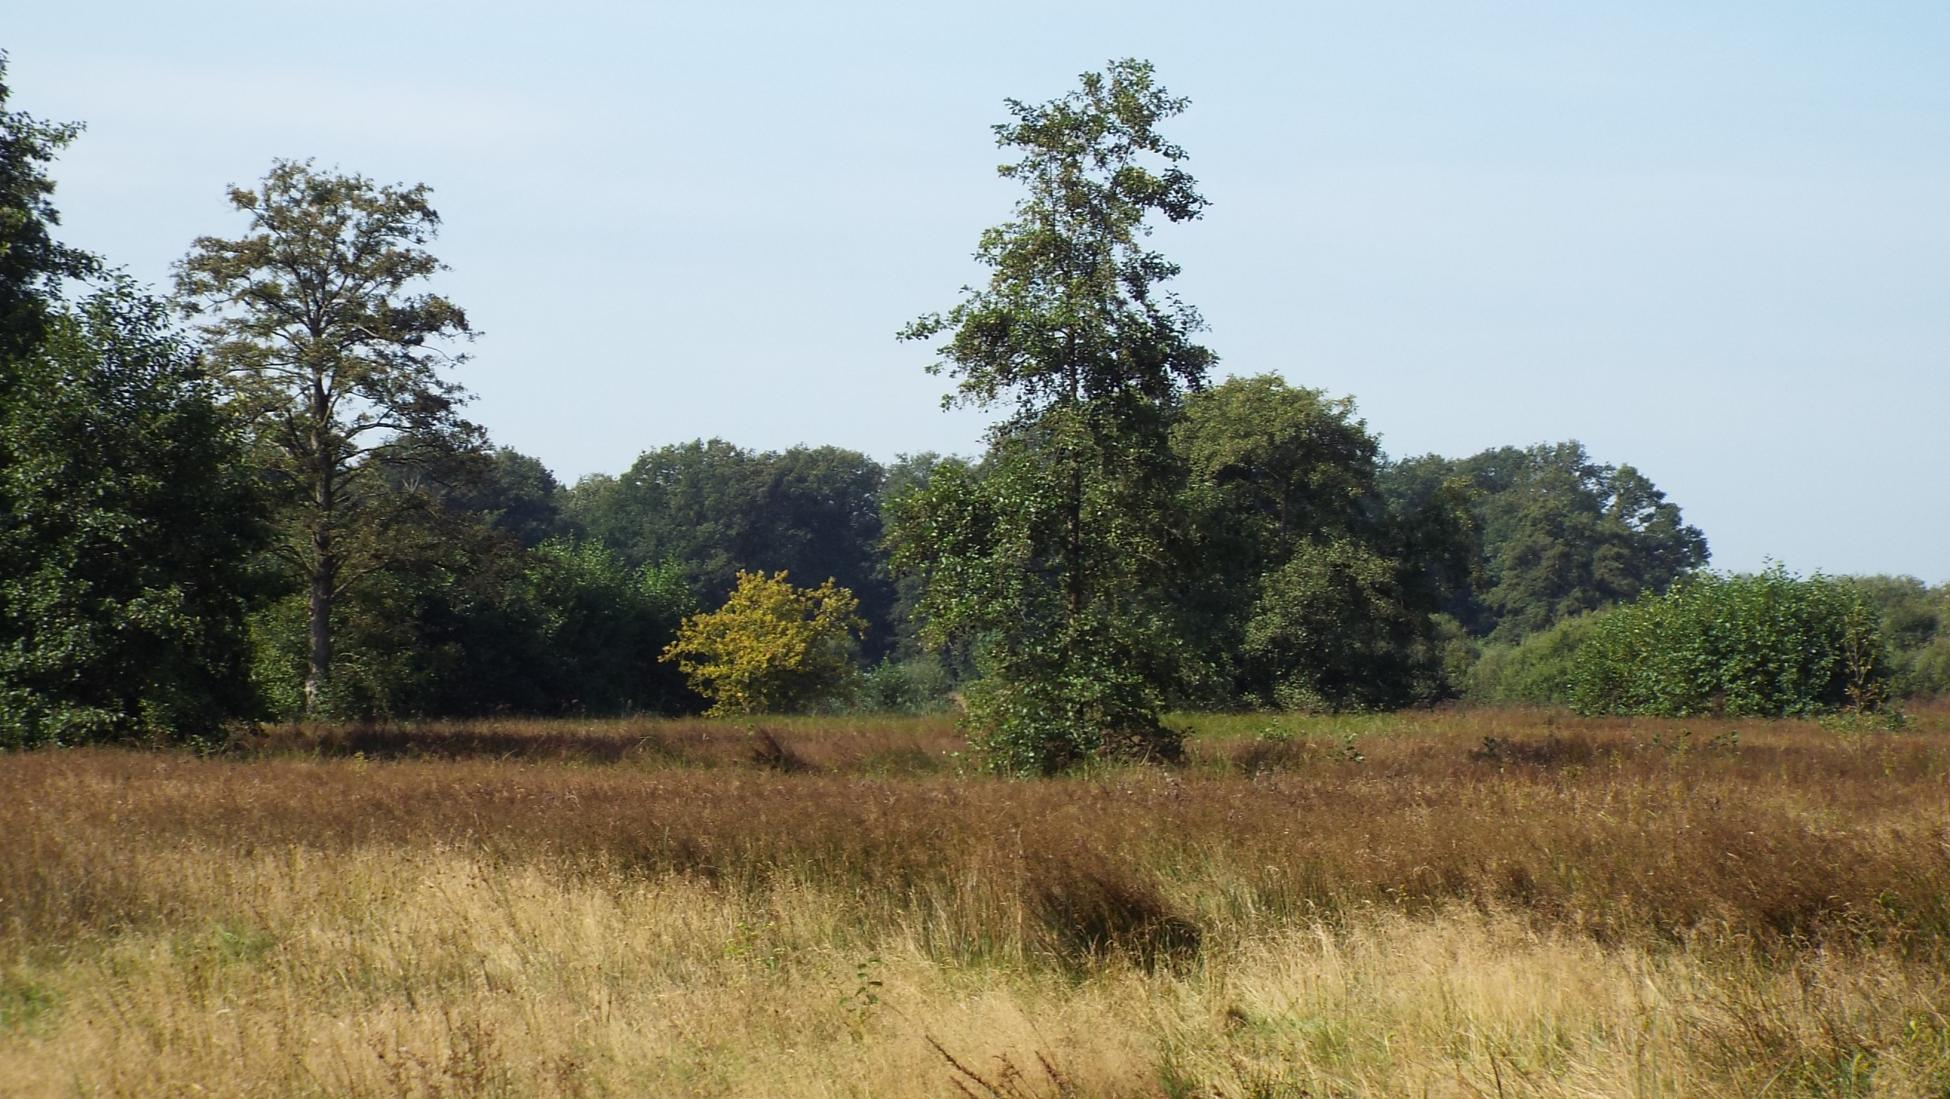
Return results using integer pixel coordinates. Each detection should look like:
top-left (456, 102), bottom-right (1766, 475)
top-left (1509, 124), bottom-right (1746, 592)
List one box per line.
top-left (267, 415), bottom-right (1743, 723)
top-left (3, 55), bottom-right (1944, 757)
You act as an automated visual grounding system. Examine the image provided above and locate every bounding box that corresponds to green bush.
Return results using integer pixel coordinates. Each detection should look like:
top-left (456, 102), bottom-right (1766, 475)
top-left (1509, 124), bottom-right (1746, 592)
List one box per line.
top-left (1569, 566), bottom-right (1890, 717)
top-left (1900, 636), bottom-right (1950, 699)
top-left (1242, 538), bottom-right (1439, 712)
top-left (1466, 612), bottom-right (1606, 705)
top-left (857, 655), bottom-right (956, 713)
top-left (1842, 576), bottom-right (1948, 699)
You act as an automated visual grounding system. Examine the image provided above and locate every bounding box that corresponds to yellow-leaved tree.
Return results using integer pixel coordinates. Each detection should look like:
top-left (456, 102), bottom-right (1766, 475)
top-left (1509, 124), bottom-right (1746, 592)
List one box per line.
top-left (660, 571), bottom-right (866, 715)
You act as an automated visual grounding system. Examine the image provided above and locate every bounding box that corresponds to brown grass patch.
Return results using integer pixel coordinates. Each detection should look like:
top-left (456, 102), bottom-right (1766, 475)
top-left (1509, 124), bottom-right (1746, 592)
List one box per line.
top-left (3, 705), bottom-right (1949, 1095)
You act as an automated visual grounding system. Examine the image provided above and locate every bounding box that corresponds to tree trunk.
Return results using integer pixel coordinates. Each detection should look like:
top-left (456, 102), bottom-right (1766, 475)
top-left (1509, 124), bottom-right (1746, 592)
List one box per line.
top-left (304, 553), bottom-right (332, 716)
top-left (302, 370), bottom-right (335, 717)
top-left (1063, 341), bottom-right (1085, 625)
top-left (1068, 460), bottom-right (1084, 620)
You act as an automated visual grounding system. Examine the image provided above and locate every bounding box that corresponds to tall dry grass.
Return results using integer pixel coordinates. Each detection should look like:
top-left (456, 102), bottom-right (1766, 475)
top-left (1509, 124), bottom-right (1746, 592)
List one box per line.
top-left (2, 705), bottom-right (1947, 1096)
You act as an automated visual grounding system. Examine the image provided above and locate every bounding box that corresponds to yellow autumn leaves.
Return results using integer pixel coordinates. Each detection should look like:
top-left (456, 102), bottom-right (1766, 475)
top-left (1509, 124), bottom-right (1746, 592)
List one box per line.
top-left (660, 570), bottom-right (866, 715)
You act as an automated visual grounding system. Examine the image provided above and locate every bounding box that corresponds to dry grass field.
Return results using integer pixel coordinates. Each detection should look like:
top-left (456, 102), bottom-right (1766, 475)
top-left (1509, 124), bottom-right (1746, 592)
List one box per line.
top-left (3, 705), bottom-right (1948, 1097)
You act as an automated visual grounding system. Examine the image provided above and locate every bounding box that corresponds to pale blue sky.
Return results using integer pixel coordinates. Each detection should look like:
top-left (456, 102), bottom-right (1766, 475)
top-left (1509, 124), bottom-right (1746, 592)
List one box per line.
top-left (8, 2), bottom-right (1947, 580)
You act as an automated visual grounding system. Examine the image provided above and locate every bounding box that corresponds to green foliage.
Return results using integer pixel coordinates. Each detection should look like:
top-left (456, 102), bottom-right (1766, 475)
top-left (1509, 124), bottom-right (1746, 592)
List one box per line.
top-left (1905, 636), bottom-right (1950, 699)
top-left (461, 447), bottom-right (566, 549)
top-left (878, 451), bottom-right (956, 662)
top-left (507, 542), bottom-right (695, 714)
top-left (1173, 375), bottom-right (1460, 708)
top-left (1465, 611), bottom-right (1607, 705)
top-left (1840, 575), bottom-right (1949, 699)
top-left (0, 66), bottom-right (265, 747)
top-left (893, 59), bottom-right (1211, 772)
top-left (1175, 375), bottom-right (1380, 553)
top-left (891, 411), bottom-right (1194, 772)
top-left (1570, 566), bottom-right (1891, 717)
top-left (1241, 538), bottom-right (1438, 712)
top-left (0, 52), bottom-right (100, 359)
top-left (661, 570), bottom-right (865, 716)
top-left (0, 284), bottom-right (262, 746)
top-left (241, 453), bottom-right (506, 720)
top-left (249, 537), bottom-right (694, 720)
top-left (1383, 442), bottom-right (1708, 641)
top-left (566, 439), bottom-right (898, 658)
top-left (956, 648), bottom-right (1178, 775)
top-left (240, 510), bottom-right (484, 721)
top-left (857, 655), bottom-right (956, 714)
top-left (899, 59), bottom-right (1214, 416)
top-left (176, 159), bottom-right (477, 714)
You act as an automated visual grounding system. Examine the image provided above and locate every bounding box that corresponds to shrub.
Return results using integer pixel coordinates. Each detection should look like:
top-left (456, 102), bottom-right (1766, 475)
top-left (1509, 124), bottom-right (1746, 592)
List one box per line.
top-left (1569, 566), bottom-right (1890, 717)
top-left (1466, 611), bottom-right (1606, 705)
top-left (1902, 636), bottom-right (1950, 699)
top-left (1843, 576), bottom-right (1949, 699)
top-left (1241, 538), bottom-right (1438, 712)
top-left (857, 655), bottom-right (956, 713)
top-left (661, 571), bottom-right (865, 716)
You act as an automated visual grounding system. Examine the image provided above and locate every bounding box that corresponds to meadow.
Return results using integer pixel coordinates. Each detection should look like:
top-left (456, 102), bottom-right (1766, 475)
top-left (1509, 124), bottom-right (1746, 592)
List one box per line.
top-left (3, 705), bottom-right (1948, 1097)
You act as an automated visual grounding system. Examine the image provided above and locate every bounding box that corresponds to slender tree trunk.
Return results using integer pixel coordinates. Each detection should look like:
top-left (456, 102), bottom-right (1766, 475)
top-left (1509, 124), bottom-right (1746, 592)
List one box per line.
top-left (1061, 348), bottom-right (1087, 739)
top-left (304, 547), bottom-right (332, 715)
top-left (1063, 342), bottom-right (1085, 625)
top-left (1068, 462), bottom-right (1084, 620)
top-left (301, 369), bottom-right (335, 716)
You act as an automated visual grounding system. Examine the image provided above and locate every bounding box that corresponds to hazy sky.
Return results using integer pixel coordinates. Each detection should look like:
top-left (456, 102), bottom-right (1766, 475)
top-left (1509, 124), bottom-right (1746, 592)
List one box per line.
top-left (8, 2), bottom-right (1946, 580)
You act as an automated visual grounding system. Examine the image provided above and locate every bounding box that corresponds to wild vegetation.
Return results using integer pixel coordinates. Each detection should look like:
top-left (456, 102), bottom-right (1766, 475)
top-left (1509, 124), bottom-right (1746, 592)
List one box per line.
top-left (661, 570), bottom-right (868, 716)
top-left (4, 47), bottom-right (1949, 1096)
top-left (4, 54), bottom-right (1943, 763)
top-left (4, 705), bottom-right (1949, 1095)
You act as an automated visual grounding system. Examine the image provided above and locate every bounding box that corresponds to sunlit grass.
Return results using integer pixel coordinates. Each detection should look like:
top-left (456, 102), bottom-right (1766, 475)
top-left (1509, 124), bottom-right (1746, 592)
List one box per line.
top-left (2, 702), bottom-right (1947, 1096)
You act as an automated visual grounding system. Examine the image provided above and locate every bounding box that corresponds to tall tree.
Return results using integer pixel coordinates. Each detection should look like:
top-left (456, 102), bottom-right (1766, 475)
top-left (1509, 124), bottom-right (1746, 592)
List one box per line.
top-left (891, 59), bottom-right (1213, 772)
top-left (1174, 375), bottom-right (1381, 557)
top-left (0, 282), bottom-right (263, 745)
top-left (0, 51), bottom-right (99, 357)
top-left (1, 61), bottom-right (258, 745)
top-left (175, 160), bottom-right (476, 714)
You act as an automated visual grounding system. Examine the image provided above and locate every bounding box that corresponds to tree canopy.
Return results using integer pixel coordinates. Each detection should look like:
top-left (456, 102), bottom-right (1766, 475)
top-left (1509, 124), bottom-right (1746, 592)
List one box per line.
top-left (0, 63), bottom-right (260, 747)
top-left (566, 439), bottom-right (897, 656)
top-left (0, 284), bottom-right (262, 745)
top-left (1172, 375), bottom-right (1459, 709)
top-left (0, 52), bottom-right (98, 359)
top-left (1383, 441), bottom-right (1709, 641)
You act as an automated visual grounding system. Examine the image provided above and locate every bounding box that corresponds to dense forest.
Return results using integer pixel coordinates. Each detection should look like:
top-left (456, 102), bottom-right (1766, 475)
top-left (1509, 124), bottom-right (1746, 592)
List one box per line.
top-left (2, 55), bottom-right (1944, 768)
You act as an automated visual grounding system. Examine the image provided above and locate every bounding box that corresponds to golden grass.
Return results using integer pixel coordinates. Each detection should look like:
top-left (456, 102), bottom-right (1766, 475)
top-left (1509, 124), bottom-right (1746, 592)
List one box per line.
top-left (2, 704), bottom-right (1947, 1096)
